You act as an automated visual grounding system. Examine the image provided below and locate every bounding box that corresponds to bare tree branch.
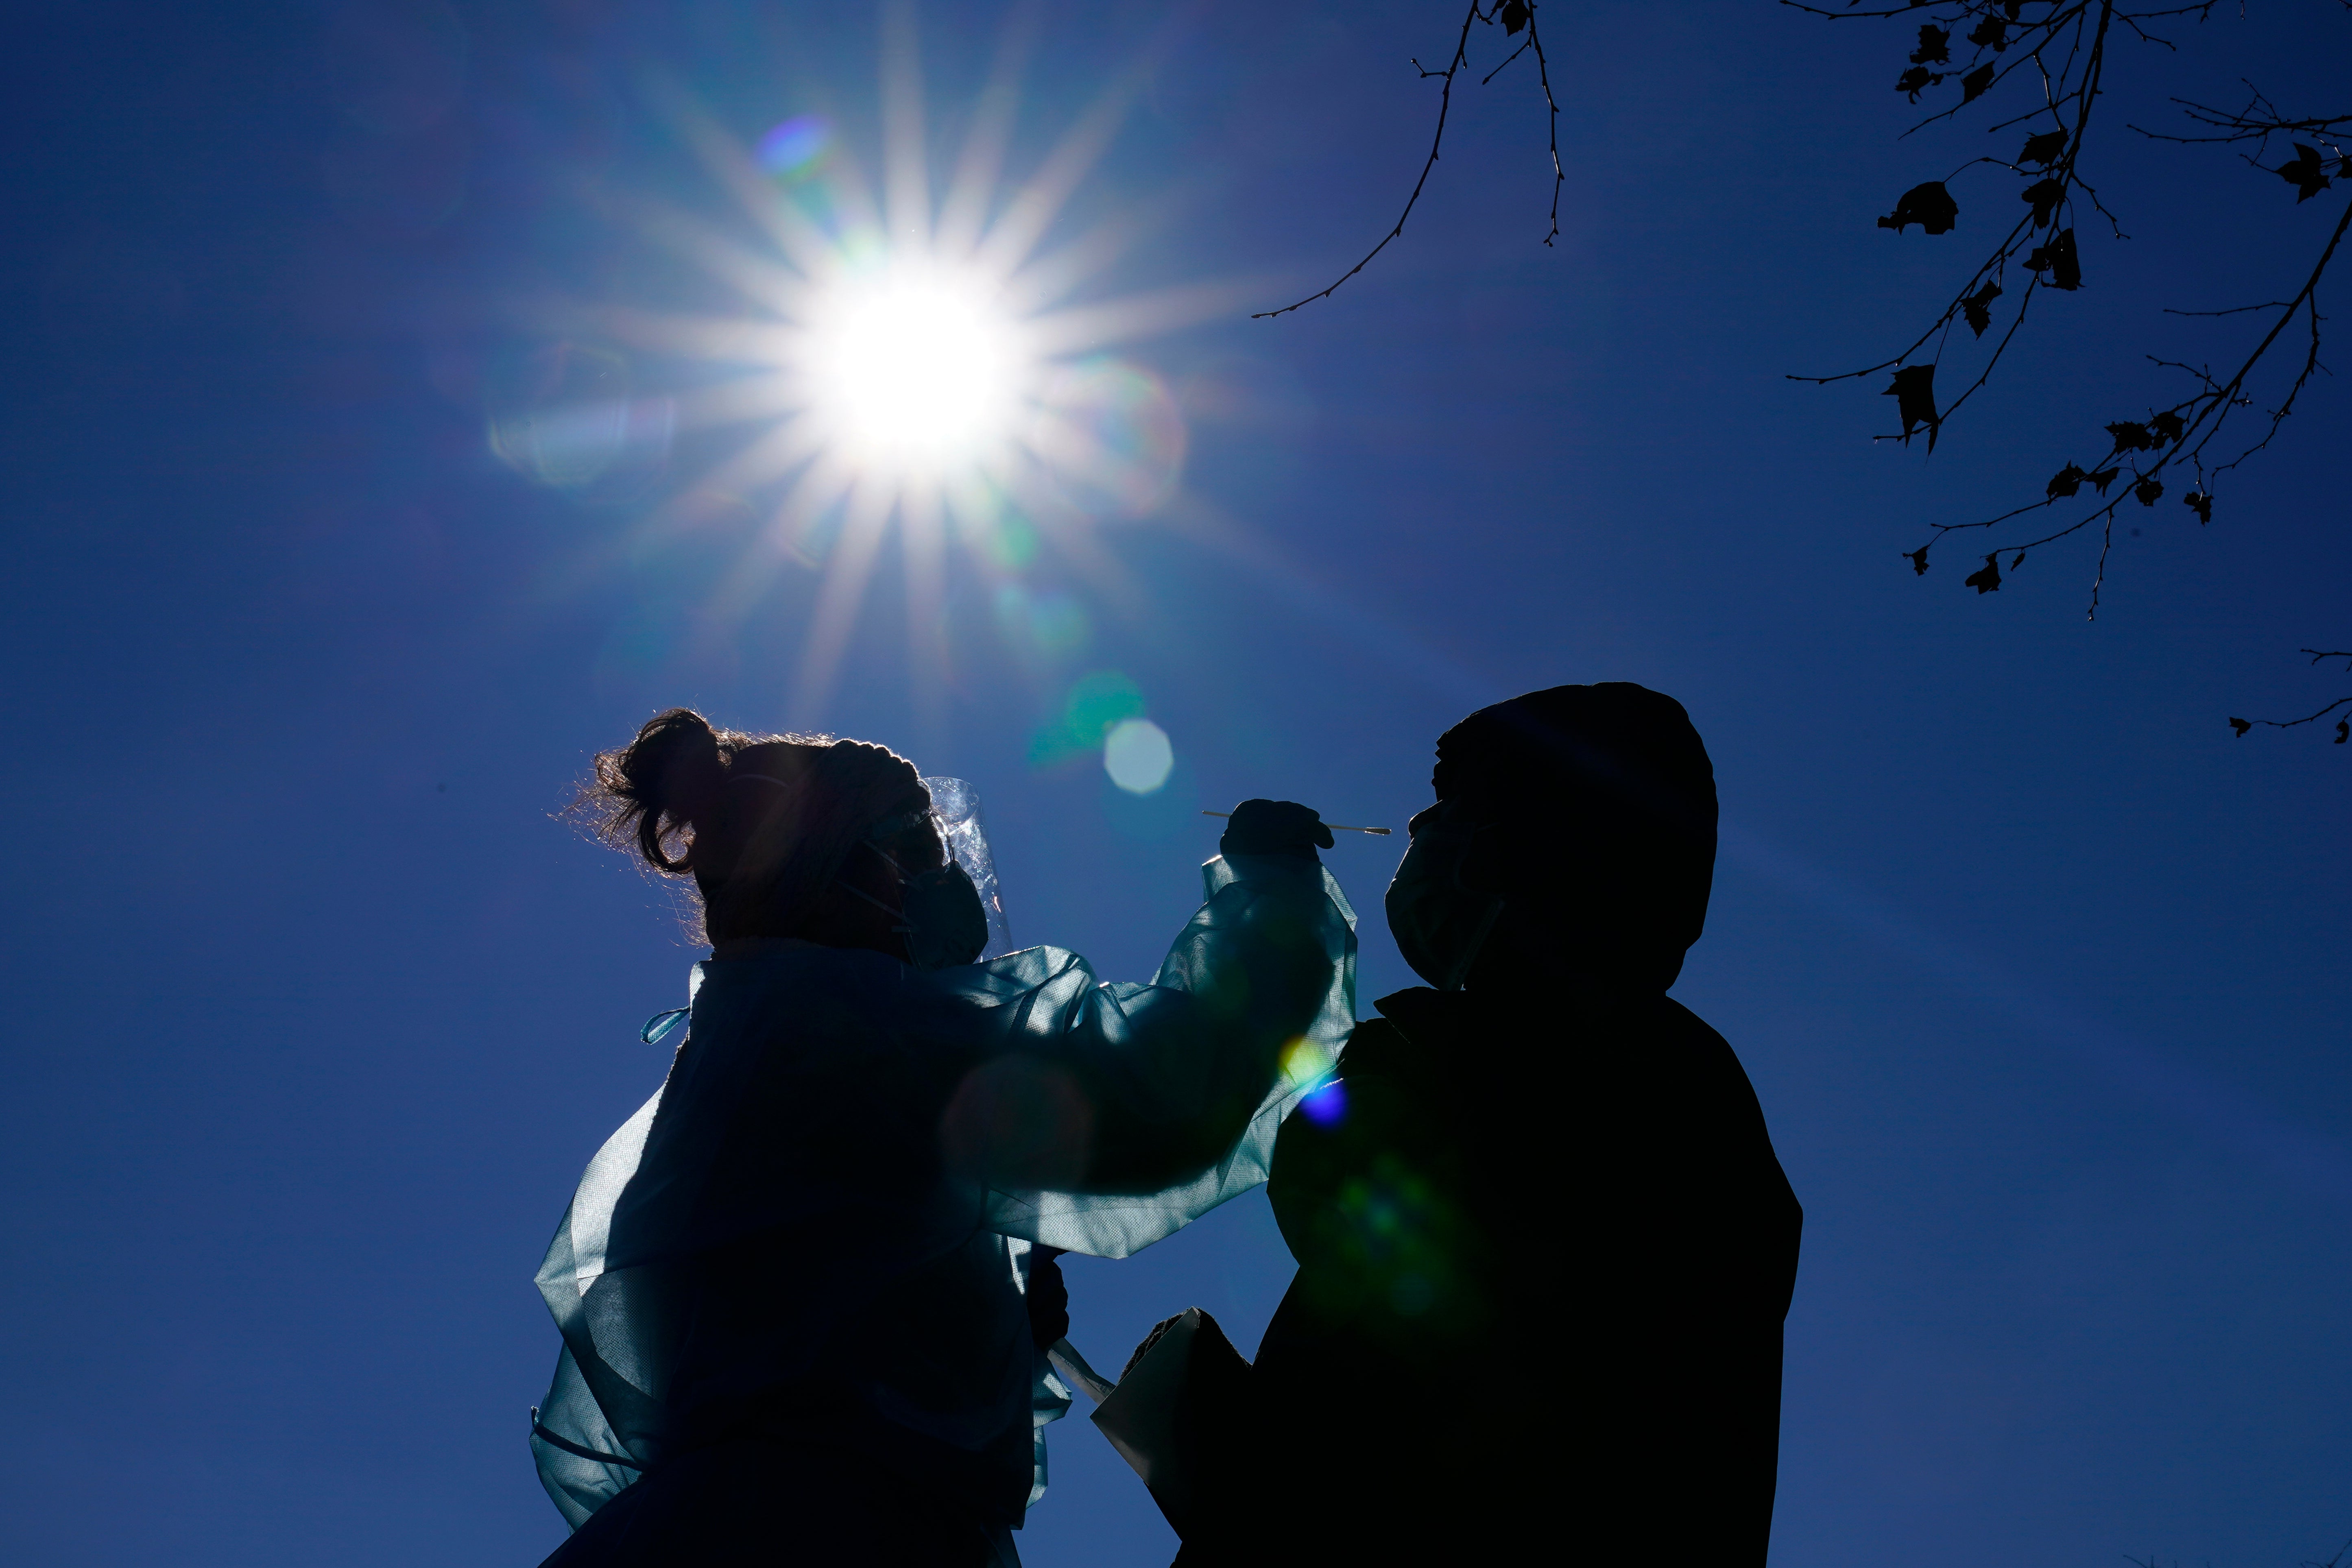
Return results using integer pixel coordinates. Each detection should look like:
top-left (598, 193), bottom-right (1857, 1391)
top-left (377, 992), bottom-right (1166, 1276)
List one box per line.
top-left (1254, 0), bottom-right (1562, 319)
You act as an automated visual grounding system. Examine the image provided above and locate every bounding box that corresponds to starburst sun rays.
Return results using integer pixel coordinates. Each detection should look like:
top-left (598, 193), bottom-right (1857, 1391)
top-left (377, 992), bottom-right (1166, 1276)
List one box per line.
top-left (554, 26), bottom-right (1244, 722)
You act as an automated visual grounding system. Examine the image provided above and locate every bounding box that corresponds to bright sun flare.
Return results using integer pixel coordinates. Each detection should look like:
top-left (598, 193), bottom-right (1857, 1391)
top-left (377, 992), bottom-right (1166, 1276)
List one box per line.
top-left (807, 272), bottom-right (1027, 469)
top-left (513, 33), bottom-right (1249, 717)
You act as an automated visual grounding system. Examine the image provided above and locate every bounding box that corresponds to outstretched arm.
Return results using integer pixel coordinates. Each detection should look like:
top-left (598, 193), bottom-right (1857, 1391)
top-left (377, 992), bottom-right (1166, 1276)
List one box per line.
top-left (930, 807), bottom-right (1358, 1256)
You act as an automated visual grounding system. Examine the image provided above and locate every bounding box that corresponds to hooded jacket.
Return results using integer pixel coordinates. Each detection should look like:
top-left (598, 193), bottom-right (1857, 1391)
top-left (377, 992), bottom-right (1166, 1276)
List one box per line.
top-left (1178, 686), bottom-right (1802, 1566)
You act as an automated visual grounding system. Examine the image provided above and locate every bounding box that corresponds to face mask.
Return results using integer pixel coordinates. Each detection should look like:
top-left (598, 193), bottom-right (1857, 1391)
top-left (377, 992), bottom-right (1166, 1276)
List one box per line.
top-left (1384, 800), bottom-right (1504, 992)
top-left (843, 846), bottom-right (990, 970)
top-left (897, 859), bottom-right (990, 970)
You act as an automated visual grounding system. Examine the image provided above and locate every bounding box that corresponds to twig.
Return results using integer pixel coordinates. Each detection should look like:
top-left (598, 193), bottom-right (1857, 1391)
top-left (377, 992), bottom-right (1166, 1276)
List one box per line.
top-left (1527, 7), bottom-right (1564, 247)
top-left (1254, 0), bottom-right (1562, 317)
top-left (1252, 1), bottom-right (1486, 319)
top-left (1793, 0), bottom-right (2346, 621)
top-left (2232, 693), bottom-right (2352, 734)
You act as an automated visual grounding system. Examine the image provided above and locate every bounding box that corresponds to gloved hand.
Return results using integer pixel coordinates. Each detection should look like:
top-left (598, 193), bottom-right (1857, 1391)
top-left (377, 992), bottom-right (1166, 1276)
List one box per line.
top-left (1122, 1311), bottom-right (1187, 1380)
top-left (1217, 799), bottom-right (1333, 863)
top-left (1027, 1247), bottom-right (1070, 1350)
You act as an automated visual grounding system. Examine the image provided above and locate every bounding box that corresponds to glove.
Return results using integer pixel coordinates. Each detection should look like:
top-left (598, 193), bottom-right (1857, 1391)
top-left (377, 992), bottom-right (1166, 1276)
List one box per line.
top-left (1122, 1311), bottom-right (1187, 1380)
top-left (1218, 799), bottom-right (1334, 863)
top-left (1027, 1247), bottom-right (1070, 1350)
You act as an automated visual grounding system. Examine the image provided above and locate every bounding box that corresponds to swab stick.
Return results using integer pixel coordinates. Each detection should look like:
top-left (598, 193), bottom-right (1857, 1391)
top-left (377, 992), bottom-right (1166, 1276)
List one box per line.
top-left (1202, 810), bottom-right (1391, 836)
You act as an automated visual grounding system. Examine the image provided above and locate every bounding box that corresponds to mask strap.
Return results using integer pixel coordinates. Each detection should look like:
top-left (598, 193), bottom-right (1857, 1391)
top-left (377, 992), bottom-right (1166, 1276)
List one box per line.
top-left (857, 837), bottom-right (910, 879)
top-left (838, 878), bottom-right (913, 933)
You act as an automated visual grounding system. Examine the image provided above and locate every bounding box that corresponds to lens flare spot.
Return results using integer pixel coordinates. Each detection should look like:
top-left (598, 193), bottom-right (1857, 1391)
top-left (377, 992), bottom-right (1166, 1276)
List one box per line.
top-left (993, 584), bottom-right (1089, 659)
top-left (1103, 718), bottom-right (1174, 795)
top-left (1389, 1274), bottom-right (1436, 1317)
top-left (1032, 358), bottom-right (1187, 517)
top-left (323, 0), bottom-right (469, 136)
top-left (486, 342), bottom-right (674, 493)
top-left (755, 114), bottom-right (831, 177)
top-left (983, 514), bottom-right (1039, 570)
top-left (1281, 1036), bottom-right (1336, 1089)
top-left (1028, 671), bottom-right (1145, 769)
top-left (1298, 1079), bottom-right (1348, 1125)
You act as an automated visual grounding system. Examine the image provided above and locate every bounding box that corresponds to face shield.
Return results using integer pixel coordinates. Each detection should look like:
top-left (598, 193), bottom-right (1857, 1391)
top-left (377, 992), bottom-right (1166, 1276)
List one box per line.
top-left (921, 776), bottom-right (1013, 960)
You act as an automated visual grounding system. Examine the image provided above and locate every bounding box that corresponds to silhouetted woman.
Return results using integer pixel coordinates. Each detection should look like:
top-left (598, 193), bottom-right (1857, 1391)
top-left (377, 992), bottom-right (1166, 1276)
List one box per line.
top-left (528, 709), bottom-right (1354, 1568)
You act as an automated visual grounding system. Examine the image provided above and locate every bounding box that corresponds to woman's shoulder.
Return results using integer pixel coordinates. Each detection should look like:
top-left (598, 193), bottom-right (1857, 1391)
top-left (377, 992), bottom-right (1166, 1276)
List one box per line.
top-left (686, 942), bottom-right (911, 1043)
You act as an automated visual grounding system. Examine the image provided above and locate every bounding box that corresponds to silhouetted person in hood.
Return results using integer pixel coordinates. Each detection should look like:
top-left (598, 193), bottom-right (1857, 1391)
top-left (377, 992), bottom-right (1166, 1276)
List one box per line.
top-left (1175, 683), bottom-right (1801, 1566)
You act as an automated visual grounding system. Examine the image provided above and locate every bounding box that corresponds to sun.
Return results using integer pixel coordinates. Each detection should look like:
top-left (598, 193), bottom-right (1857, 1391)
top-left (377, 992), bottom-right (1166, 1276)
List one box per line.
top-left (803, 267), bottom-right (1030, 473)
top-left (505, 22), bottom-right (1253, 722)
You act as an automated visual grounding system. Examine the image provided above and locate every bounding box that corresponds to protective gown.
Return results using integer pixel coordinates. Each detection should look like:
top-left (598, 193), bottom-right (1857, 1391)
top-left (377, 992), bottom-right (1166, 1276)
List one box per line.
top-left (528, 852), bottom-right (1356, 1562)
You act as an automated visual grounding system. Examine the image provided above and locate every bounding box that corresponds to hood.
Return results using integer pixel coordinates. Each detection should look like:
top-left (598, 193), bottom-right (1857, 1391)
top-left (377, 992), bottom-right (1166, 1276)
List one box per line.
top-left (1431, 681), bottom-right (1717, 990)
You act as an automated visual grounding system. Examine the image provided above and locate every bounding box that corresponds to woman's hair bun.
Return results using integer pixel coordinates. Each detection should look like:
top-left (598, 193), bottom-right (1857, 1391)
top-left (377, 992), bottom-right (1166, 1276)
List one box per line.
top-left (588, 707), bottom-right (729, 872)
top-left (576, 709), bottom-right (927, 945)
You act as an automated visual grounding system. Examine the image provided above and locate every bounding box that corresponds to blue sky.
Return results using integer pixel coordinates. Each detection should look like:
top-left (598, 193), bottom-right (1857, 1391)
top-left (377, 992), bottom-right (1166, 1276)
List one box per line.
top-left (2, 2), bottom-right (2348, 1564)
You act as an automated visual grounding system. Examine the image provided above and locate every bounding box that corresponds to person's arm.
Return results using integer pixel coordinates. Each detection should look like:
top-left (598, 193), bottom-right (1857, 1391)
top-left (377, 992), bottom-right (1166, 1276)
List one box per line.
top-left (1080, 846), bottom-right (1342, 1189)
top-left (928, 802), bottom-right (1358, 1256)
